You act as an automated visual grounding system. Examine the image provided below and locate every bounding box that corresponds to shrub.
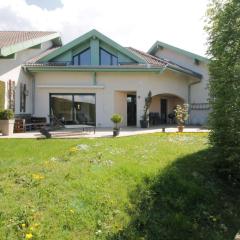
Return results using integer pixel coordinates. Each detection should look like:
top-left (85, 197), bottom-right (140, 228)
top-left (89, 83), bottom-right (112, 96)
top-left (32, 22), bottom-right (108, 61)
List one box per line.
top-left (174, 104), bottom-right (189, 126)
top-left (0, 109), bottom-right (14, 120)
top-left (142, 91), bottom-right (152, 121)
top-left (111, 114), bottom-right (123, 130)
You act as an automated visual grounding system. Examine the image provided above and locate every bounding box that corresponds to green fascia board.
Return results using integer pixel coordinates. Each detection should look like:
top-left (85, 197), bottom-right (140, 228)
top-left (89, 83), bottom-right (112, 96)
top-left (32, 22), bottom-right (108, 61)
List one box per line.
top-left (38, 29), bottom-right (146, 64)
top-left (25, 65), bottom-right (164, 73)
top-left (0, 33), bottom-right (61, 57)
top-left (25, 64), bottom-right (202, 79)
top-left (148, 41), bottom-right (209, 63)
top-left (0, 53), bottom-right (16, 59)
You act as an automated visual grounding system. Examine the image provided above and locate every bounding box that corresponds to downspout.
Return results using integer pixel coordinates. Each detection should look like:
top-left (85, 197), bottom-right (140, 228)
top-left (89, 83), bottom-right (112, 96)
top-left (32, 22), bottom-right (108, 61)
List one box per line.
top-left (23, 66), bottom-right (35, 115)
top-left (188, 78), bottom-right (201, 124)
top-left (93, 72), bottom-right (97, 85)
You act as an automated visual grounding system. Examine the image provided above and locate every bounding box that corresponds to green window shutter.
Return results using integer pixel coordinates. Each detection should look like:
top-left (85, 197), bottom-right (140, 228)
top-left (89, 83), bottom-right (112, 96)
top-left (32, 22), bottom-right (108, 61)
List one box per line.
top-left (0, 81), bottom-right (5, 110)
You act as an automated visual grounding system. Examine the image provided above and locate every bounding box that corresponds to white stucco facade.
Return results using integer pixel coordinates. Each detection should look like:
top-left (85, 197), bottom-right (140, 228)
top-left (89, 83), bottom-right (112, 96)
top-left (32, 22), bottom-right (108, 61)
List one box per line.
top-left (33, 69), bottom-right (197, 127)
top-left (154, 48), bottom-right (210, 125)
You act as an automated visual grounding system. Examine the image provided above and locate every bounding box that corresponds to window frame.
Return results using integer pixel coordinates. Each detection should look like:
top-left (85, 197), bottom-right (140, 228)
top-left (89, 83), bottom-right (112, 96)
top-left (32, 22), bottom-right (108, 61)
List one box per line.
top-left (49, 93), bottom-right (96, 126)
top-left (72, 48), bottom-right (91, 65)
top-left (99, 48), bottom-right (118, 65)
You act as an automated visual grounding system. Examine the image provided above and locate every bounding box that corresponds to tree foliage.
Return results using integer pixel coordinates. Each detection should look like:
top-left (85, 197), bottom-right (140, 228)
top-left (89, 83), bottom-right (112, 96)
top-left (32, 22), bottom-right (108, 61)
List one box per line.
top-left (206, 0), bottom-right (240, 183)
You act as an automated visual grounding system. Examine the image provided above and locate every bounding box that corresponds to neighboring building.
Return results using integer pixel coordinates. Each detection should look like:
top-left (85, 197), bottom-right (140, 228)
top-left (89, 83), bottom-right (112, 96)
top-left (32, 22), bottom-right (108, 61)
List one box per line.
top-left (0, 29), bottom-right (210, 127)
top-left (0, 31), bottom-right (62, 114)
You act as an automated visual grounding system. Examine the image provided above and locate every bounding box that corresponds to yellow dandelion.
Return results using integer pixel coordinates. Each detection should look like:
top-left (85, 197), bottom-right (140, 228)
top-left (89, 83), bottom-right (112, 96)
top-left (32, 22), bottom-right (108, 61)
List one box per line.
top-left (21, 223), bottom-right (26, 228)
top-left (30, 226), bottom-right (34, 231)
top-left (69, 147), bottom-right (78, 153)
top-left (25, 233), bottom-right (33, 239)
top-left (32, 173), bottom-right (45, 180)
top-left (70, 209), bottom-right (75, 214)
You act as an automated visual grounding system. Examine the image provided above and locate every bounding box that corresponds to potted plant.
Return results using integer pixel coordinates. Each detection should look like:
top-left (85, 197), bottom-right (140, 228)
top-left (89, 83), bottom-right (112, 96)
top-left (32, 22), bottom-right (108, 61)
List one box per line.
top-left (0, 109), bottom-right (15, 136)
top-left (111, 114), bottom-right (123, 137)
top-left (174, 104), bottom-right (189, 132)
top-left (140, 91), bottom-right (152, 128)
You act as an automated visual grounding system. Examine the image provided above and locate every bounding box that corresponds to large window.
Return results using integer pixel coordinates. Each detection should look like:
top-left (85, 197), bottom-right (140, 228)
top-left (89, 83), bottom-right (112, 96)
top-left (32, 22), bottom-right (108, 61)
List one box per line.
top-left (73, 48), bottom-right (91, 65)
top-left (50, 94), bottom-right (96, 126)
top-left (100, 48), bottom-right (118, 65)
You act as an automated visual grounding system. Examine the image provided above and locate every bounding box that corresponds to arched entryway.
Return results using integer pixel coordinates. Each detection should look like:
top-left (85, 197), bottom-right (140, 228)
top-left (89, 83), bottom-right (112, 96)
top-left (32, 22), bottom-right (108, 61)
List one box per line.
top-left (149, 93), bottom-right (185, 125)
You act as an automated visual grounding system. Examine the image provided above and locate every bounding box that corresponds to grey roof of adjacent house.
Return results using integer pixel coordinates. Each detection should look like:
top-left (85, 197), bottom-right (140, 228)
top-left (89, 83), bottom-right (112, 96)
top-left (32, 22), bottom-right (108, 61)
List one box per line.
top-left (127, 47), bottom-right (202, 79)
top-left (26, 47), bottom-right (60, 63)
top-left (0, 31), bottom-right (61, 56)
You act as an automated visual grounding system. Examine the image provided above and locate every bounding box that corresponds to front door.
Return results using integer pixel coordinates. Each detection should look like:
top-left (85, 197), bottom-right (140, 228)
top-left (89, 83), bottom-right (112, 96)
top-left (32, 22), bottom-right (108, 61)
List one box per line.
top-left (127, 95), bottom-right (136, 126)
top-left (160, 99), bottom-right (167, 124)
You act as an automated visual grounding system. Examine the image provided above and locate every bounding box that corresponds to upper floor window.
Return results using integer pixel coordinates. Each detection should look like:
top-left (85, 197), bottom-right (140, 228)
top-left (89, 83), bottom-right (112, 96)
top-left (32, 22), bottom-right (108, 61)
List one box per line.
top-left (100, 48), bottom-right (118, 65)
top-left (73, 48), bottom-right (91, 65)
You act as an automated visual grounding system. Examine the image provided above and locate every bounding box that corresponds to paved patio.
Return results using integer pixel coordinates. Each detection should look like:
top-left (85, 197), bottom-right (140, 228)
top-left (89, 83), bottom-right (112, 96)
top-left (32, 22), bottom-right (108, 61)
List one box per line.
top-left (0, 125), bottom-right (209, 139)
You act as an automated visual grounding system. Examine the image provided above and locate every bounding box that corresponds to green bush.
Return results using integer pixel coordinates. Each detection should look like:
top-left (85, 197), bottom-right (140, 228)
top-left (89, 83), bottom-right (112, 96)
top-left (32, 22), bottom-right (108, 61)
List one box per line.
top-left (0, 109), bottom-right (14, 120)
top-left (0, 81), bottom-right (5, 110)
top-left (111, 114), bottom-right (122, 130)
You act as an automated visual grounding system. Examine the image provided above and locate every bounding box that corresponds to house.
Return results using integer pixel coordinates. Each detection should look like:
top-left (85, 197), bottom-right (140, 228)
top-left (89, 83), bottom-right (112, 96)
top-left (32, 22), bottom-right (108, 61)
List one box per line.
top-left (0, 31), bottom-right (62, 114)
top-left (0, 29), bottom-right (210, 128)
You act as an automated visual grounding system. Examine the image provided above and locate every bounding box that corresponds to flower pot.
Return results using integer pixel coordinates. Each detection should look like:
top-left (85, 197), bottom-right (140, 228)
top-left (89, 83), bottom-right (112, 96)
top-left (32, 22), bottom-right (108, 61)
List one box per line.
top-left (0, 119), bottom-right (15, 136)
top-left (177, 125), bottom-right (184, 132)
top-left (113, 128), bottom-right (120, 137)
top-left (140, 120), bottom-right (149, 128)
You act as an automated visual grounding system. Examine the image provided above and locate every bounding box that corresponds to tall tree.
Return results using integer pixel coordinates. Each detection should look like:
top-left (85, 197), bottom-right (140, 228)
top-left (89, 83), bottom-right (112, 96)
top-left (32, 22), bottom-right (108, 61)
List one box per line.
top-left (206, 0), bottom-right (240, 183)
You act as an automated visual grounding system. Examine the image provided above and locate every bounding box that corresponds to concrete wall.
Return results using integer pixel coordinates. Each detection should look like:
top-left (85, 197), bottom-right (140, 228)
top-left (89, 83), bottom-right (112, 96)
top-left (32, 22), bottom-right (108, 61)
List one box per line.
top-left (0, 41), bottom-right (53, 114)
top-left (34, 69), bottom-right (195, 127)
top-left (154, 48), bottom-right (209, 125)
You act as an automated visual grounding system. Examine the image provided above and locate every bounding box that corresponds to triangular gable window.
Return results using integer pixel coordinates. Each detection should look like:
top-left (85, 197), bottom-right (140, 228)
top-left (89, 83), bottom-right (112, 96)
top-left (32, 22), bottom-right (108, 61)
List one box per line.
top-left (100, 48), bottom-right (118, 65)
top-left (73, 48), bottom-right (91, 65)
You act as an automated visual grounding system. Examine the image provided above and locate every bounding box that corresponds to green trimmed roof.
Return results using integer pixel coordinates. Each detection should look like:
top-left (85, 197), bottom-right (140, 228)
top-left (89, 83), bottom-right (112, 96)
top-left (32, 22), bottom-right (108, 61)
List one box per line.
top-left (148, 40), bottom-right (209, 62)
top-left (38, 29), bottom-right (145, 64)
top-left (0, 31), bottom-right (62, 57)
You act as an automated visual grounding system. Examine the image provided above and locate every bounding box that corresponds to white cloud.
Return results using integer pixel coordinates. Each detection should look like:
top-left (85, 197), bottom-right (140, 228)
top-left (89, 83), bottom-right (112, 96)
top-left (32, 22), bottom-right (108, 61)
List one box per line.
top-left (0, 0), bottom-right (209, 56)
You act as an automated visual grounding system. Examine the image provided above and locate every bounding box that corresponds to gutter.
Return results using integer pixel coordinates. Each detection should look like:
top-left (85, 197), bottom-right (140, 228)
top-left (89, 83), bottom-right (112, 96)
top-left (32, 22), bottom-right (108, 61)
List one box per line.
top-left (24, 64), bottom-right (167, 73)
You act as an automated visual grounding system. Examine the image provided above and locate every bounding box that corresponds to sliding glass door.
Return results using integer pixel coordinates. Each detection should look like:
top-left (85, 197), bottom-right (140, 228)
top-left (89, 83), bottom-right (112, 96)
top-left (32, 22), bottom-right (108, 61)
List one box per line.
top-left (50, 93), bottom-right (96, 126)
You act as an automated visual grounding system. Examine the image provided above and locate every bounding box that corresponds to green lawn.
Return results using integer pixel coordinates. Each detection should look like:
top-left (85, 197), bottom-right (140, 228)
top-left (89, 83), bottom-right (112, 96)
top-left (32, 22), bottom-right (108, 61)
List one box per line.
top-left (0, 133), bottom-right (239, 240)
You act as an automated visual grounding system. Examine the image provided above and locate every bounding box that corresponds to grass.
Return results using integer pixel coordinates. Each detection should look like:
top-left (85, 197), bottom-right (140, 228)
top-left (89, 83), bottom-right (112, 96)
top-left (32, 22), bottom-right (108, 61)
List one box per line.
top-left (0, 133), bottom-right (239, 239)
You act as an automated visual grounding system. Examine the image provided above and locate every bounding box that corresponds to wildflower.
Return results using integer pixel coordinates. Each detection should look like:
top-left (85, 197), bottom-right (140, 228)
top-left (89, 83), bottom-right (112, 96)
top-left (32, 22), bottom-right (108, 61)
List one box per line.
top-left (30, 226), bottom-right (34, 231)
top-left (25, 233), bottom-right (33, 239)
top-left (69, 147), bottom-right (78, 153)
top-left (33, 223), bottom-right (39, 227)
top-left (70, 209), bottom-right (75, 214)
top-left (32, 173), bottom-right (45, 180)
top-left (95, 229), bottom-right (102, 235)
top-left (21, 223), bottom-right (26, 228)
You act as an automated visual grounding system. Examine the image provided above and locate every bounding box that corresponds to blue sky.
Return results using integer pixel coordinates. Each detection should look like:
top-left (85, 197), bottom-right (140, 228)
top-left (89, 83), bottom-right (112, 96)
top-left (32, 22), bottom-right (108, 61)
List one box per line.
top-left (26, 0), bottom-right (63, 10)
top-left (0, 0), bottom-right (210, 56)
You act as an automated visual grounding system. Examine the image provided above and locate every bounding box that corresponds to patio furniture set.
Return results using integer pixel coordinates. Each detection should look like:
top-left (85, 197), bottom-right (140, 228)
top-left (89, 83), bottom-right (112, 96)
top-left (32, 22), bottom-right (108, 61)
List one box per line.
top-left (13, 115), bottom-right (95, 138)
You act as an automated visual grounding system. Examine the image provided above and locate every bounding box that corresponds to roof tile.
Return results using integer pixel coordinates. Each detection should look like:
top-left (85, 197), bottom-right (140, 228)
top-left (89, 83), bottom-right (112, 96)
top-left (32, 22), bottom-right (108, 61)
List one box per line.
top-left (0, 31), bottom-right (57, 48)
